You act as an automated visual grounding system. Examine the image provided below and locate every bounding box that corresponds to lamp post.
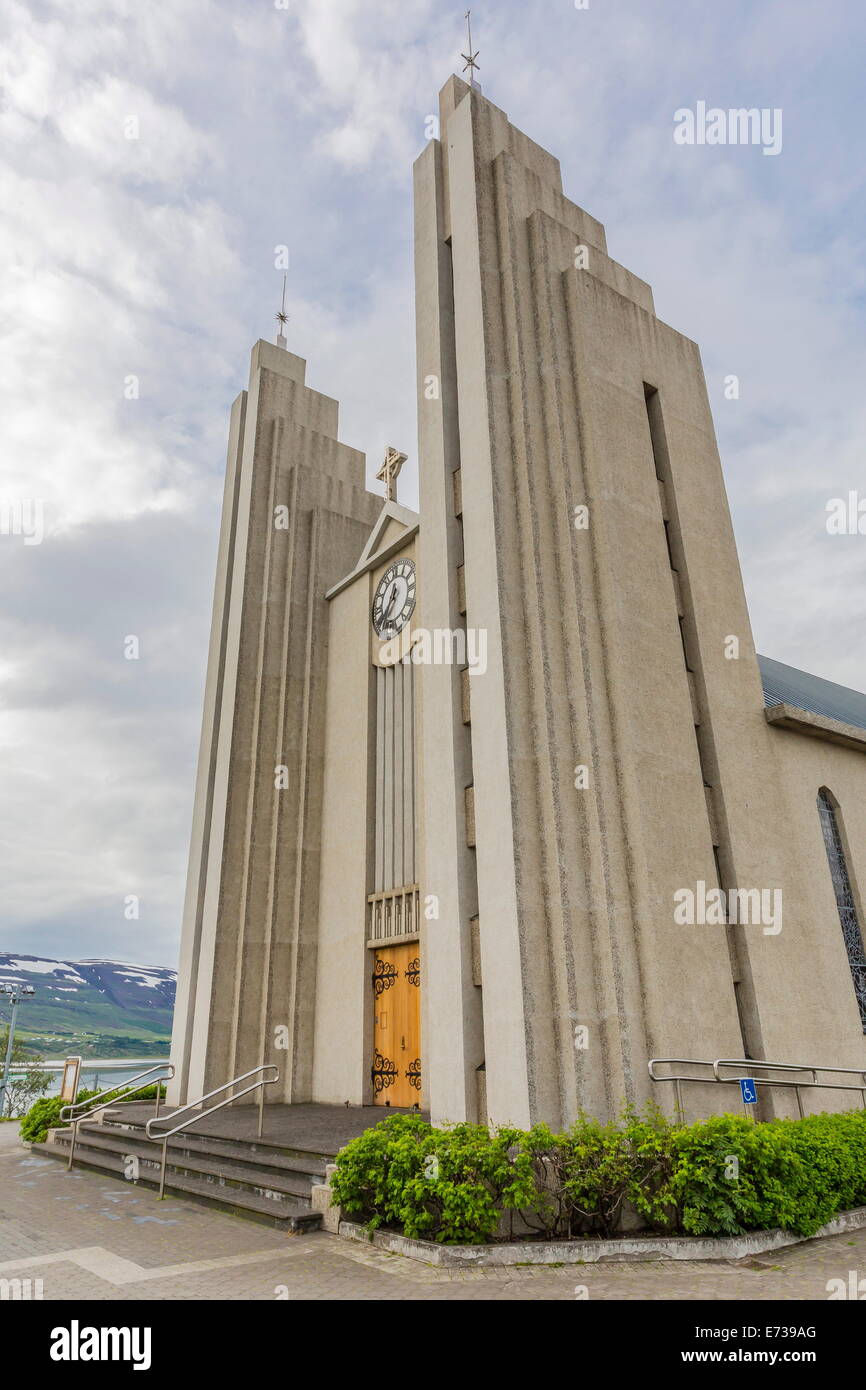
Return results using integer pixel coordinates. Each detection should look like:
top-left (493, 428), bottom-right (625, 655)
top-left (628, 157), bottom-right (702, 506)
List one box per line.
top-left (0, 982), bottom-right (36, 1118)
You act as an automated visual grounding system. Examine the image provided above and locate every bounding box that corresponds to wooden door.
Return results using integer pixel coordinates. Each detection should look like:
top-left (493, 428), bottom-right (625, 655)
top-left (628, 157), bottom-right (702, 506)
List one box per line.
top-left (371, 944), bottom-right (421, 1107)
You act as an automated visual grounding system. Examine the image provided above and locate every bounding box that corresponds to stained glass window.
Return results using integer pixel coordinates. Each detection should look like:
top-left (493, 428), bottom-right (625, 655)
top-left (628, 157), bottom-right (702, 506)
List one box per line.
top-left (818, 789), bottom-right (866, 1030)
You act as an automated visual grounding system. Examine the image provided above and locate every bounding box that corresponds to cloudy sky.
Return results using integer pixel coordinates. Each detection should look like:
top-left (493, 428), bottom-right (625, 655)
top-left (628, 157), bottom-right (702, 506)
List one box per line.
top-left (1, 0), bottom-right (864, 969)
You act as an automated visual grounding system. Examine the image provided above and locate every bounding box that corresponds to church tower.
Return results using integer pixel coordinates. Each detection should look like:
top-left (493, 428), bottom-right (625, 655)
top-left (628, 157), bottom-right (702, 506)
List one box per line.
top-left (169, 342), bottom-right (380, 1105)
top-left (415, 76), bottom-right (760, 1129)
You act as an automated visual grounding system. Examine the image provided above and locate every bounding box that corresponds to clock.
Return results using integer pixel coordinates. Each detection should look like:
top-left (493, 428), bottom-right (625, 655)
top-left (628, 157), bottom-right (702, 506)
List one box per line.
top-left (372, 558), bottom-right (416, 639)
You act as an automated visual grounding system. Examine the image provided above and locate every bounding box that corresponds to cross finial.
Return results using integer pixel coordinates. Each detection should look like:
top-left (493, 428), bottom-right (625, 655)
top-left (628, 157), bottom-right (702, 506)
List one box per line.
top-left (275, 273), bottom-right (289, 349)
top-left (461, 10), bottom-right (480, 88)
top-left (376, 447), bottom-right (407, 503)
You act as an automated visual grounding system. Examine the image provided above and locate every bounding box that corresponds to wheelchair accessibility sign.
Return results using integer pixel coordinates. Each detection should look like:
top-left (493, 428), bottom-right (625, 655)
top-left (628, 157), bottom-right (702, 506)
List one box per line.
top-left (739, 1078), bottom-right (758, 1104)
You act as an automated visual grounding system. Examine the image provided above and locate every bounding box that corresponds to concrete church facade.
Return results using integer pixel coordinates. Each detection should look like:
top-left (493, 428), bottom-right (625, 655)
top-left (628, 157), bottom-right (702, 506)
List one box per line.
top-left (169, 76), bottom-right (866, 1130)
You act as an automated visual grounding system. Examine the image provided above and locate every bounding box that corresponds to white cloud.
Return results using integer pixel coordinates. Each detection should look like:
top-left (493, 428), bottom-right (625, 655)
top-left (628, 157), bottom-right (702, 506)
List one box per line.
top-left (56, 76), bottom-right (212, 186)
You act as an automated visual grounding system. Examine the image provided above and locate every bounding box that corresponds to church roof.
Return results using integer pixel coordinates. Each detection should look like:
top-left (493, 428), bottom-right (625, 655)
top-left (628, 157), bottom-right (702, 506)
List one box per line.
top-left (758, 655), bottom-right (866, 735)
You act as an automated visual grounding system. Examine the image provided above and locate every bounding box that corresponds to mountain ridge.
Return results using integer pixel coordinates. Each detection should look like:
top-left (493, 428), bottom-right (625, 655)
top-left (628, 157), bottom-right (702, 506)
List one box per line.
top-left (0, 952), bottom-right (175, 1057)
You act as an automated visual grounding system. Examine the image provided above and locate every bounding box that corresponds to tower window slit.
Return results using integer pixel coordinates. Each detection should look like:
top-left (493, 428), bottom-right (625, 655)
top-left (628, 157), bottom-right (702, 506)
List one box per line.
top-left (818, 789), bottom-right (866, 1029)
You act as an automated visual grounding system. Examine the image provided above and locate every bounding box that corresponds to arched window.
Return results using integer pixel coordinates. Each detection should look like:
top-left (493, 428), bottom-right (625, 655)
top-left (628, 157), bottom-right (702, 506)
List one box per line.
top-left (817, 789), bottom-right (866, 1030)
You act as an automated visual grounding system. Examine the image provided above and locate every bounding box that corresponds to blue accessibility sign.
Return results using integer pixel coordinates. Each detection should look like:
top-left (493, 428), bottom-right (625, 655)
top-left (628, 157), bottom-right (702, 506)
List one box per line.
top-left (739, 1077), bottom-right (758, 1104)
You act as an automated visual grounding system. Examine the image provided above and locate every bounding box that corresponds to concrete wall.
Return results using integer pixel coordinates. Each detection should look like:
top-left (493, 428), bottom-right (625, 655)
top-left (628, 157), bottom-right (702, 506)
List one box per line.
top-left (312, 524), bottom-right (421, 1106)
top-left (311, 577), bottom-right (375, 1105)
top-left (169, 341), bottom-right (379, 1105)
top-left (753, 723), bottom-right (866, 1113)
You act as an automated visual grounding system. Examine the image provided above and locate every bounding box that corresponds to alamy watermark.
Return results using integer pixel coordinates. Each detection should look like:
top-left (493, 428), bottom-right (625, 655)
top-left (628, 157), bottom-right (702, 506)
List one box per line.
top-left (0, 498), bottom-right (43, 545)
top-left (674, 880), bottom-right (782, 935)
top-left (50, 1322), bottom-right (151, 1370)
top-left (674, 102), bottom-right (782, 157)
top-left (826, 492), bottom-right (866, 534)
top-left (379, 626), bottom-right (488, 675)
top-left (1, 1276), bottom-right (44, 1300)
top-left (827, 1270), bottom-right (866, 1299)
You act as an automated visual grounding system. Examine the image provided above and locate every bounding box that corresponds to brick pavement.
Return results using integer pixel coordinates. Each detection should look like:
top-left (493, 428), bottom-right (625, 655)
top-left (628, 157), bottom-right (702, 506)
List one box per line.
top-left (1, 1123), bottom-right (863, 1301)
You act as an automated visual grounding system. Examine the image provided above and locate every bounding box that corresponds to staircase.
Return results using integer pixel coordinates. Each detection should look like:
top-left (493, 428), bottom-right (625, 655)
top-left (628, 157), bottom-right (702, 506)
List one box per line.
top-left (36, 1107), bottom-right (327, 1231)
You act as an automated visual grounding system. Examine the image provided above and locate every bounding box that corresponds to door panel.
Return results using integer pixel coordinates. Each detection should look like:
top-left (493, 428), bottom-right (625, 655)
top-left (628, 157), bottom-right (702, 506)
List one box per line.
top-left (372, 943), bottom-right (421, 1106)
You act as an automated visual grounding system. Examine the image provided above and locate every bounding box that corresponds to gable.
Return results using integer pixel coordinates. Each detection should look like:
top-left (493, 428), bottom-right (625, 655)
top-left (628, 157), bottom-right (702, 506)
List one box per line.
top-left (356, 500), bottom-right (420, 569)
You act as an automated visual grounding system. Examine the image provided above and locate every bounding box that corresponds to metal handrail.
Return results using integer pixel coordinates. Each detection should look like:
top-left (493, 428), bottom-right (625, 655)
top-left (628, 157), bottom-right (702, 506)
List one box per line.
top-left (144, 1064), bottom-right (279, 1199)
top-left (649, 1056), bottom-right (866, 1119)
top-left (713, 1057), bottom-right (866, 1084)
top-left (60, 1063), bottom-right (175, 1171)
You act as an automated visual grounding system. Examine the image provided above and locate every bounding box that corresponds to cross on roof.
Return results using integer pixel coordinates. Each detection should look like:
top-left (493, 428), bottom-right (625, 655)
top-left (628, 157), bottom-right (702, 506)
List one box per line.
top-left (376, 447), bottom-right (407, 503)
top-left (461, 10), bottom-right (480, 88)
top-left (275, 273), bottom-right (289, 348)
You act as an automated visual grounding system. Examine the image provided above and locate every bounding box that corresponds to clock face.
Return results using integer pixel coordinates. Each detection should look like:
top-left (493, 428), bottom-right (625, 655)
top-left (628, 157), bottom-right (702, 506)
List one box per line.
top-left (372, 558), bottom-right (416, 639)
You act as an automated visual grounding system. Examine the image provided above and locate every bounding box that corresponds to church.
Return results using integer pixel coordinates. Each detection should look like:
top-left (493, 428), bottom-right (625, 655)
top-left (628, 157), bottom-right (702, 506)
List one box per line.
top-left (168, 74), bottom-right (866, 1132)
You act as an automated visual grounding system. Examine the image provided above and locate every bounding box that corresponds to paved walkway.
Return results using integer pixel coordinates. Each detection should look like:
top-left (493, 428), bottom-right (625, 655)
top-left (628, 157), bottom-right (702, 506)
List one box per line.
top-left (0, 1124), bottom-right (861, 1301)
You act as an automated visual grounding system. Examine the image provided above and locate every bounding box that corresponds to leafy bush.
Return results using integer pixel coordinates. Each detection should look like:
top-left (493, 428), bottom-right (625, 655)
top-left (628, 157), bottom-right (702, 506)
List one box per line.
top-left (98, 1082), bottom-right (166, 1106)
top-left (669, 1113), bottom-right (797, 1236)
top-left (668, 1111), bottom-right (866, 1238)
top-left (20, 1091), bottom-right (98, 1143)
top-left (770, 1110), bottom-right (866, 1235)
top-left (329, 1113), bottom-right (542, 1243)
top-left (556, 1113), bottom-right (635, 1237)
top-left (330, 1105), bottom-right (866, 1245)
top-left (19, 1083), bottom-right (167, 1145)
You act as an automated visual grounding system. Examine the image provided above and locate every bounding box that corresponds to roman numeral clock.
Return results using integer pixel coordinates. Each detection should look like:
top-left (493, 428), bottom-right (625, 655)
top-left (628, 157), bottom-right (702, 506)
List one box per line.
top-left (371, 558), bottom-right (416, 640)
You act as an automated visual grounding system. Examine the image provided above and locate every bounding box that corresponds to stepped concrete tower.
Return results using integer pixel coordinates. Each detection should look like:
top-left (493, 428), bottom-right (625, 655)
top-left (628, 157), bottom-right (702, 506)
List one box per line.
top-left (170, 77), bottom-right (866, 1127)
top-left (169, 342), bottom-right (380, 1105)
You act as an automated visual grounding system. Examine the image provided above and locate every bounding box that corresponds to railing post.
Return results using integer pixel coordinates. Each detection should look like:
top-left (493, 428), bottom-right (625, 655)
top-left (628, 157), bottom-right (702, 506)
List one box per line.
top-left (67, 1120), bottom-right (77, 1171)
top-left (257, 1079), bottom-right (265, 1139)
top-left (158, 1137), bottom-right (168, 1200)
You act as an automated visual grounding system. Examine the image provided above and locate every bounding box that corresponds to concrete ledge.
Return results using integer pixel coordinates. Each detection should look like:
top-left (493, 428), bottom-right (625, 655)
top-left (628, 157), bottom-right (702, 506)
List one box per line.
top-left (764, 702), bottom-right (866, 752)
top-left (338, 1206), bottom-right (866, 1265)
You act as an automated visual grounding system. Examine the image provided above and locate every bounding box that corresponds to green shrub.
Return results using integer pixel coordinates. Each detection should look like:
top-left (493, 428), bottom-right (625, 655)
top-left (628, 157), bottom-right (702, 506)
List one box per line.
top-left (774, 1111), bottom-right (866, 1235)
top-left (330, 1105), bottom-right (866, 1245)
top-left (533, 1105), bottom-right (678, 1238)
top-left (20, 1091), bottom-right (98, 1144)
top-left (98, 1082), bottom-right (166, 1106)
top-left (557, 1113), bottom-right (635, 1237)
top-left (669, 1113), bottom-right (796, 1236)
top-left (620, 1104), bottom-right (679, 1233)
top-left (329, 1113), bottom-right (542, 1243)
top-left (19, 1082), bottom-right (167, 1145)
top-left (669, 1111), bottom-right (866, 1238)
top-left (509, 1123), bottom-right (571, 1238)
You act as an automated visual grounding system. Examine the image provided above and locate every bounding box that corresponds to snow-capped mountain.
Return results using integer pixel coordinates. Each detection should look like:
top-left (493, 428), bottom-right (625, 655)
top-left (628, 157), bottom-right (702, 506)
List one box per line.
top-left (0, 953), bottom-right (175, 1054)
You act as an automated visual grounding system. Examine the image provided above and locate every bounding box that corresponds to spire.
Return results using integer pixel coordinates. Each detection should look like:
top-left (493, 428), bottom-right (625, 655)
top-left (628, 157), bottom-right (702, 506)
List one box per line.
top-left (376, 447), bottom-right (407, 503)
top-left (275, 273), bottom-right (289, 349)
top-left (461, 9), bottom-right (480, 89)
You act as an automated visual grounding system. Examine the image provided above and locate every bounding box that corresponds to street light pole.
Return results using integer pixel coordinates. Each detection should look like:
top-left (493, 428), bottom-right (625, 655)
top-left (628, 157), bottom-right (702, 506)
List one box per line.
top-left (0, 983), bottom-right (35, 1118)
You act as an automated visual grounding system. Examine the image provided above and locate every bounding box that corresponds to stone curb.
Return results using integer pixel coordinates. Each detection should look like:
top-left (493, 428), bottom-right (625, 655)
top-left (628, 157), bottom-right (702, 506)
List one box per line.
top-left (338, 1206), bottom-right (866, 1266)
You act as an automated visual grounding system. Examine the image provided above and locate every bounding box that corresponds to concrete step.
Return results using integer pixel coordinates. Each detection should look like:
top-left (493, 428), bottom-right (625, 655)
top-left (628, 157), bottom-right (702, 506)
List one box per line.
top-left (36, 1134), bottom-right (322, 1232)
top-left (97, 1111), bottom-right (330, 1178)
top-left (55, 1127), bottom-right (315, 1201)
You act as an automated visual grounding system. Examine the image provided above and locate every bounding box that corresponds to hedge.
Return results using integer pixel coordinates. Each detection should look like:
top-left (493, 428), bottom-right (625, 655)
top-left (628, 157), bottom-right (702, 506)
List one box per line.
top-left (328, 1105), bottom-right (866, 1244)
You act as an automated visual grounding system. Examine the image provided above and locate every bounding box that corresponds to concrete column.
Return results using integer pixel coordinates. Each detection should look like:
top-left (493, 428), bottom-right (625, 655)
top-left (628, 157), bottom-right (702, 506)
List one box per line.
top-left (169, 342), bottom-right (378, 1105)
